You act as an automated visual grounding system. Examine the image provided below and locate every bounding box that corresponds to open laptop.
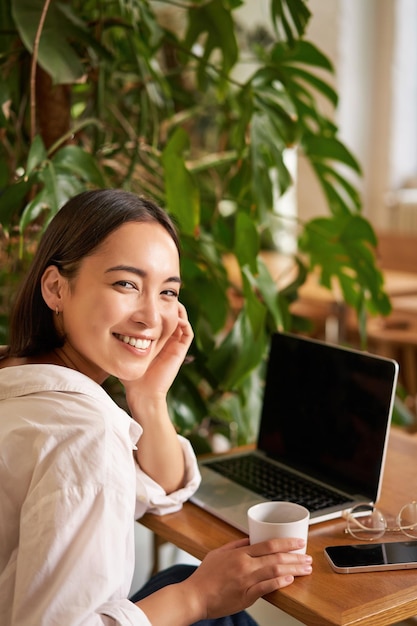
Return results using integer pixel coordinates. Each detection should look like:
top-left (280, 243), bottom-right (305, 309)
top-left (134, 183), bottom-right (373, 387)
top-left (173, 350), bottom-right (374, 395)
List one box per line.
top-left (191, 332), bottom-right (399, 533)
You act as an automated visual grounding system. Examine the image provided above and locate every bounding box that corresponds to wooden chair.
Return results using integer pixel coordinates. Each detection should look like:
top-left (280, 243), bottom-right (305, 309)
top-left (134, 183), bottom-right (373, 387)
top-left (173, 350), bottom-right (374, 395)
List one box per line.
top-left (375, 230), bottom-right (417, 272)
top-left (365, 311), bottom-right (417, 431)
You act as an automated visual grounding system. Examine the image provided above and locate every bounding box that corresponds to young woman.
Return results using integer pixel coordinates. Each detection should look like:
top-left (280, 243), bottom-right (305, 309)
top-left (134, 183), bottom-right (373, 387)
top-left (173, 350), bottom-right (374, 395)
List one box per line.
top-left (0, 189), bottom-right (312, 625)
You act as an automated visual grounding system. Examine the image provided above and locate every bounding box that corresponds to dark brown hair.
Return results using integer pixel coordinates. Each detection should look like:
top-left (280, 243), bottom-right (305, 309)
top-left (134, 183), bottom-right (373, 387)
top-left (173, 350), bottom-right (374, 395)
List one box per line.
top-left (6, 189), bottom-right (180, 357)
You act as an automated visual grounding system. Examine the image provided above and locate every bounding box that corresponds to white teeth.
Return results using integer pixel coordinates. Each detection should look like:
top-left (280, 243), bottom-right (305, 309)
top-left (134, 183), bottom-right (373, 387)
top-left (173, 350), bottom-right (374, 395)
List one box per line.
top-left (118, 334), bottom-right (151, 349)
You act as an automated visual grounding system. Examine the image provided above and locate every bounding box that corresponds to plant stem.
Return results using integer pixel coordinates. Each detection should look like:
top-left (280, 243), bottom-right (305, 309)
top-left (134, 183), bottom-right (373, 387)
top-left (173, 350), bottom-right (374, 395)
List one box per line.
top-left (30, 0), bottom-right (53, 142)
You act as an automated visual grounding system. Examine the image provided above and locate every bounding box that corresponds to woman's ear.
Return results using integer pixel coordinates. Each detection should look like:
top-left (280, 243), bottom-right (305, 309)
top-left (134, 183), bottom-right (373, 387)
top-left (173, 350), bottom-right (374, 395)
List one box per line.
top-left (41, 266), bottom-right (65, 313)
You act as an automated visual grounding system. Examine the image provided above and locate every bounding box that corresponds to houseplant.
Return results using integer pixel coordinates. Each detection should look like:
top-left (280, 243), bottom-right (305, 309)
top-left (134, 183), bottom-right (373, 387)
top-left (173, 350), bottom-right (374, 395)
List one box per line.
top-left (0, 0), bottom-right (391, 447)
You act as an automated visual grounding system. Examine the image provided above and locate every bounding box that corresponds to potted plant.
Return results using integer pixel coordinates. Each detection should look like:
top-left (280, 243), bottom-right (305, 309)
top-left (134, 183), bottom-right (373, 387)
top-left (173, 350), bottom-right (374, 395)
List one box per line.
top-left (0, 0), bottom-right (392, 448)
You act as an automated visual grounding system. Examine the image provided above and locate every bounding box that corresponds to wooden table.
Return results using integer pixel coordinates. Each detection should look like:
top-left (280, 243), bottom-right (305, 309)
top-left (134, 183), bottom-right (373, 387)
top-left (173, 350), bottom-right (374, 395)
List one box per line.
top-left (296, 269), bottom-right (417, 309)
top-left (225, 251), bottom-right (417, 344)
top-left (365, 281), bottom-right (417, 402)
top-left (293, 268), bottom-right (417, 344)
top-left (383, 270), bottom-right (417, 298)
top-left (140, 427), bottom-right (417, 626)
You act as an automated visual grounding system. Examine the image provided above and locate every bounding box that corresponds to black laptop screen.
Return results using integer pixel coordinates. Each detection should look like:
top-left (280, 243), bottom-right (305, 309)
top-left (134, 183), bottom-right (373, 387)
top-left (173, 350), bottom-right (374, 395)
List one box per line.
top-left (257, 333), bottom-right (398, 499)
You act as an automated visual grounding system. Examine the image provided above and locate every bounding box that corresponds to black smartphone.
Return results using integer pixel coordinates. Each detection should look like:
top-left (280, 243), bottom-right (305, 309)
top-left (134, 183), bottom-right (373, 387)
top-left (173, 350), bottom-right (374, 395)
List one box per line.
top-left (324, 540), bottom-right (417, 573)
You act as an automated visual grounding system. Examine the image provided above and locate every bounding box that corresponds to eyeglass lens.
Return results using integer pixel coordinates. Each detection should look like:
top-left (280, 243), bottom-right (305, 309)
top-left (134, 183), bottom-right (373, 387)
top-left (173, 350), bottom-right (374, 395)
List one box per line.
top-left (347, 504), bottom-right (386, 540)
top-left (397, 502), bottom-right (417, 538)
top-left (347, 502), bottom-right (417, 540)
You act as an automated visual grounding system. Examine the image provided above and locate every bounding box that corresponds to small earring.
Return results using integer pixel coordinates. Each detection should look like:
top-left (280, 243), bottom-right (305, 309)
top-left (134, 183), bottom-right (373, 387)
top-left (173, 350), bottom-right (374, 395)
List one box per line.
top-left (55, 306), bottom-right (59, 316)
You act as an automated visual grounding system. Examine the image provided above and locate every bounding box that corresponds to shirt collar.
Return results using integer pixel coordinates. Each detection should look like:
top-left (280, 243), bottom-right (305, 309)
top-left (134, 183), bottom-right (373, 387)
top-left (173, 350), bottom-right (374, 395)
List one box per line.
top-left (0, 363), bottom-right (142, 445)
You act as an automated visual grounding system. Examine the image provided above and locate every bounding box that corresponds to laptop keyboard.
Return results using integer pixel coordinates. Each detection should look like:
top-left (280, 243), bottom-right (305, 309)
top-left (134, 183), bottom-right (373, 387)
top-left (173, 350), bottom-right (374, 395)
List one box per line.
top-left (207, 454), bottom-right (348, 512)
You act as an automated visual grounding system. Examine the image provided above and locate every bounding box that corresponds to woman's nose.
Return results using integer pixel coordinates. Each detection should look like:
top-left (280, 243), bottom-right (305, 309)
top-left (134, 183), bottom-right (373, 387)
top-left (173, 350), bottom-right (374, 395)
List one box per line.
top-left (132, 294), bottom-right (160, 327)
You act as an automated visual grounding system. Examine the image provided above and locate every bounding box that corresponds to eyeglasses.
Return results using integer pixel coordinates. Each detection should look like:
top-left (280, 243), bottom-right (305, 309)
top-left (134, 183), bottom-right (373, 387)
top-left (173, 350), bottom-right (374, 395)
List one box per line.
top-left (343, 502), bottom-right (417, 541)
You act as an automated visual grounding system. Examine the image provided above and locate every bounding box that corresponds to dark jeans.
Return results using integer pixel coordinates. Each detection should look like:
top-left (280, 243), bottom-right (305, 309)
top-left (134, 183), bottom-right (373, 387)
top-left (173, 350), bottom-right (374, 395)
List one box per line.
top-left (130, 564), bottom-right (259, 626)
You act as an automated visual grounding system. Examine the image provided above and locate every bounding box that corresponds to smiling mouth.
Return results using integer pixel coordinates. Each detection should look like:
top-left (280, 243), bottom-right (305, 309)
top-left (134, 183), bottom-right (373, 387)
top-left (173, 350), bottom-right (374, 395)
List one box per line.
top-left (115, 334), bottom-right (152, 350)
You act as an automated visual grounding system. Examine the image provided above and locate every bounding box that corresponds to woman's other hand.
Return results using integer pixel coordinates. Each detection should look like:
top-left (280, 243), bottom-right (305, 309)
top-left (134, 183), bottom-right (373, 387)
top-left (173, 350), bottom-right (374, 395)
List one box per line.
top-left (138, 537), bottom-right (313, 625)
top-left (187, 537), bottom-right (313, 619)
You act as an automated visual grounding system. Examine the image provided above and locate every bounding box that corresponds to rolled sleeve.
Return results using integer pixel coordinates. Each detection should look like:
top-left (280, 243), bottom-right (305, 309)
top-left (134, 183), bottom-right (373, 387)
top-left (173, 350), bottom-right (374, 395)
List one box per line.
top-left (101, 599), bottom-right (152, 625)
top-left (134, 436), bottom-right (201, 519)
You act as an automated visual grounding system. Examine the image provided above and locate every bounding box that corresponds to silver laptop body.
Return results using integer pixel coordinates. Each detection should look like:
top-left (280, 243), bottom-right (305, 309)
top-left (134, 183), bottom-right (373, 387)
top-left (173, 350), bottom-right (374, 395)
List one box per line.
top-left (191, 332), bottom-right (399, 533)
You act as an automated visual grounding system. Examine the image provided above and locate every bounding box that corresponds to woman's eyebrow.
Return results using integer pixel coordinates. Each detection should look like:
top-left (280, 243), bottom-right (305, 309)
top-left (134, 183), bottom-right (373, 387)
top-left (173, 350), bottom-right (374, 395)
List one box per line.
top-left (105, 265), bottom-right (182, 284)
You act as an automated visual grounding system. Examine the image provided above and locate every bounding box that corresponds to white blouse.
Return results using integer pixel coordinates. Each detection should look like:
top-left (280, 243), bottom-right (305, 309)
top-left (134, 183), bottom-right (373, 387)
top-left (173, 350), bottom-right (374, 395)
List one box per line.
top-left (0, 364), bottom-right (201, 625)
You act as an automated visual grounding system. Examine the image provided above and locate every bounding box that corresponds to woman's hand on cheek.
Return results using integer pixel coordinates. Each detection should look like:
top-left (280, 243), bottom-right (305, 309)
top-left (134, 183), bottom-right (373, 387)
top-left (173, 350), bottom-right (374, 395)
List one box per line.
top-left (123, 302), bottom-right (194, 402)
top-left (122, 303), bottom-right (191, 490)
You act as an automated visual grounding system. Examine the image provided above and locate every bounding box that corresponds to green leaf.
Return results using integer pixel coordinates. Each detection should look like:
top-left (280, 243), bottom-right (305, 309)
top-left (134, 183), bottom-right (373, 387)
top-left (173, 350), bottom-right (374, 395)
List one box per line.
top-left (26, 135), bottom-right (47, 174)
top-left (183, 0), bottom-right (238, 87)
top-left (204, 269), bottom-right (268, 391)
top-left (19, 164), bottom-right (86, 232)
top-left (284, 66), bottom-right (338, 107)
top-left (304, 134), bottom-right (362, 174)
top-left (19, 187), bottom-right (50, 233)
top-left (314, 162), bottom-right (362, 212)
top-left (252, 86), bottom-right (299, 146)
top-left (162, 127), bottom-right (200, 236)
top-left (169, 372), bottom-right (208, 435)
top-left (234, 212), bottom-right (259, 273)
top-left (253, 86), bottom-right (298, 125)
top-left (241, 271), bottom-right (268, 338)
top-left (12, 0), bottom-right (86, 84)
top-left (19, 161), bottom-right (58, 232)
top-left (314, 176), bottom-right (353, 217)
top-left (0, 180), bottom-right (32, 228)
top-left (0, 83), bottom-right (11, 130)
top-left (183, 267), bottom-right (229, 335)
top-left (0, 150), bottom-right (8, 188)
top-left (52, 146), bottom-right (106, 187)
top-left (250, 112), bottom-right (292, 215)
top-left (271, 40), bottom-right (333, 72)
top-left (299, 214), bottom-right (391, 317)
top-left (270, 0), bottom-right (311, 44)
top-left (206, 308), bottom-right (266, 390)
top-left (43, 172), bottom-right (86, 216)
top-left (243, 261), bottom-right (284, 329)
top-left (126, 1), bottom-right (164, 49)
top-left (0, 2), bottom-right (14, 53)
top-left (342, 214), bottom-right (377, 246)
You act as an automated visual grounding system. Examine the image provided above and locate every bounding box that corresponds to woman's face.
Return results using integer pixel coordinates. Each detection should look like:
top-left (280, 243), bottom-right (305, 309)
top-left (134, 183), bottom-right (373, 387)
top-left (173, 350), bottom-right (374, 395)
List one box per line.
top-left (53, 221), bottom-right (181, 383)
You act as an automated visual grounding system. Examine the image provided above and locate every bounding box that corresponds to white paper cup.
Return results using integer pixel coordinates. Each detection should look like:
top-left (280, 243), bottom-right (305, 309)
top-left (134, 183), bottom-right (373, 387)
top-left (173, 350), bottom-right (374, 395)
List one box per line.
top-left (247, 501), bottom-right (310, 553)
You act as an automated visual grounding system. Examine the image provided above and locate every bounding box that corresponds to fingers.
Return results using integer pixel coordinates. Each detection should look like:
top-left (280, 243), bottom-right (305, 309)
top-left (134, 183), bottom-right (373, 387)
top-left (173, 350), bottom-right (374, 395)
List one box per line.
top-left (248, 537), bottom-right (306, 557)
top-left (245, 572), bottom-right (296, 602)
top-left (244, 541), bottom-right (313, 606)
top-left (220, 536), bottom-right (308, 558)
top-left (177, 301), bottom-right (188, 319)
top-left (255, 552), bottom-right (313, 578)
top-left (225, 537), bottom-right (314, 588)
top-left (250, 548), bottom-right (313, 583)
top-left (245, 554), bottom-right (313, 604)
top-left (216, 536), bottom-right (313, 579)
top-left (172, 302), bottom-right (193, 345)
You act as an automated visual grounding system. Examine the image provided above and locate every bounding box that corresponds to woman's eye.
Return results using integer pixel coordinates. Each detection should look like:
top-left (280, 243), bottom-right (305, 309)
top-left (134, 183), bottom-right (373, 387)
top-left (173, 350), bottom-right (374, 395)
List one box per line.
top-left (163, 289), bottom-right (179, 298)
top-left (115, 280), bottom-right (136, 290)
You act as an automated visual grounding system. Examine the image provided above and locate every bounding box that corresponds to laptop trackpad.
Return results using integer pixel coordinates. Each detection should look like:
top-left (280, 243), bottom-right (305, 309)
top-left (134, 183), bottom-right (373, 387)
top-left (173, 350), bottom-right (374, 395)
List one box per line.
top-left (191, 468), bottom-right (265, 532)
